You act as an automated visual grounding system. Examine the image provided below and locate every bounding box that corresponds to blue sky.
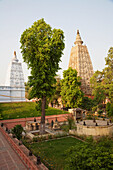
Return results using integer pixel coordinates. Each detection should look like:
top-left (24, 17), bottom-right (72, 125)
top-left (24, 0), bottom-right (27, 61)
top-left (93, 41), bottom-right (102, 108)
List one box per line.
top-left (0, 0), bottom-right (113, 85)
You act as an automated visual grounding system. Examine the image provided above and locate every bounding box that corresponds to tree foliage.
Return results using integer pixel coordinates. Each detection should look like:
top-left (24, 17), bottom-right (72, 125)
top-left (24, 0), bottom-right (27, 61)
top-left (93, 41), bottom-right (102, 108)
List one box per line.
top-left (80, 96), bottom-right (94, 111)
top-left (24, 82), bottom-right (32, 100)
top-left (106, 102), bottom-right (113, 117)
top-left (49, 75), bottom-right (61, 106)
top-left (20, 18), bottom-right (64, 99)
top-left (90, 71), bottom-right (106, 105)
top-left (65, 138), bottom-right (113, 170)
top-left (90, 47), bottom-right (113, 115)
top-left (60, 67), bottom-right (83, 108)
top-left (20, 19), bottom-right (65, 133)
top-left (103, 47), bottom-right (113, 103)
top-left (93, 48), bottom-right (113, 101)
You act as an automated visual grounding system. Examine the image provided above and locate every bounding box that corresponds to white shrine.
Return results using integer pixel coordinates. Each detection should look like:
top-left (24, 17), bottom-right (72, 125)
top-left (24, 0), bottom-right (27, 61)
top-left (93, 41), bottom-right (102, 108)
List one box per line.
top-left (0, 51), bottom-right (25, 102)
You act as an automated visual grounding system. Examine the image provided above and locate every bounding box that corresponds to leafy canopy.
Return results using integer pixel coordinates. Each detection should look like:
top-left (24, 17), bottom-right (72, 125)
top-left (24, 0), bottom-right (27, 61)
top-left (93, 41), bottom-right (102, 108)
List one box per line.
top-left (80, 96), bottom-right (94, 111)
top-left (49, 75), bottom-right (61, 105)
top-left (90, 70), bottom-right (105, 104)
top-left (20, 18), bottom-right (65, 99)
top-left (106, 102), bottom-right (113, 117)
top-left (60, 67), bottom-right (83, 108)
top-left (90, 47), bottom-right (113, 105)
top-left (65, 138), bottom-right (113, 170)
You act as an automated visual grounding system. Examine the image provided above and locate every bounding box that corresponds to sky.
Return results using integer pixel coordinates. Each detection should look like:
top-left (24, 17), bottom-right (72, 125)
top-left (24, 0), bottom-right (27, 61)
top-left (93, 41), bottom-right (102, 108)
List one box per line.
top-left (0, 0), bottom-right (113, 85)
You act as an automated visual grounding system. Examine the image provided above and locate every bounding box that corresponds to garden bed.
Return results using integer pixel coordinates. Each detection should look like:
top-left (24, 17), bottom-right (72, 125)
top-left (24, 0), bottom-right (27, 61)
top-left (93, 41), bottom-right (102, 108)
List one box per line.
top-left (22, 136), bottom-right (83, 169)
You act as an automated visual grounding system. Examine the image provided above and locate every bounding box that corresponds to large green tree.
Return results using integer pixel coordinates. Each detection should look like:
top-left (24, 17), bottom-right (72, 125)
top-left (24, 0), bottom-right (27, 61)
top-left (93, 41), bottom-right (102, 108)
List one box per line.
top-left (90, 47), bottom-right (113, 102)
top-left (90, 71), bottom-right (106, 106)
top-left (20, 19), bottom-right (65, 134)
top-left (103, 47), bottom-right (113, 103)
top-left (90, 47), bottom-right (113, 115)
top-left (60, 67), bottom-right (83, 108)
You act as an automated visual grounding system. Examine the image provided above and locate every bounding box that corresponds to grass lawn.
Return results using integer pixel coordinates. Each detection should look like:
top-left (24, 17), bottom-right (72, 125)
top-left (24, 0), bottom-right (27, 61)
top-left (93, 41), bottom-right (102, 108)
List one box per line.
top-left (23, 137), bottom-right (83, 169)
top-left (0, 102), bottom-right (68, 120)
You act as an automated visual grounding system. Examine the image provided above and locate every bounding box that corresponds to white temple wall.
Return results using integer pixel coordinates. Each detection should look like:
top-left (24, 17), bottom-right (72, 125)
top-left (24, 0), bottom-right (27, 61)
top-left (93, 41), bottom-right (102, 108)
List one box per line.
top-left (10, 89), bottom-right (21, 102)
top-left (0, 51), bottom-right (26, 103)
top-left (0, 86), bottom-right (25, 103)
top-left (21, 90), bottom-right (25, 100)
top-left (0, 87), bottom-right (11, 102)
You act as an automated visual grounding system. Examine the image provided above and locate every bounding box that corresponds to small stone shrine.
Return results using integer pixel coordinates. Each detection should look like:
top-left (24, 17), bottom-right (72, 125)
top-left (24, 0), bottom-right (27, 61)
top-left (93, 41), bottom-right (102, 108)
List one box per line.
top-left (53, 118), bottom-right (60, 130)
top-left (68, 108), bottom-right (86, 121)
top-left (26, 120), bottom-right (40, 131)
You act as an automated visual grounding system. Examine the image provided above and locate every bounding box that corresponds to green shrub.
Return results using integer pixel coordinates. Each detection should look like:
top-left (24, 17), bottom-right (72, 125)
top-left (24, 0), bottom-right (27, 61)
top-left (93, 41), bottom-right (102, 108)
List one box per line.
top-left (98, 109), bottom-right (103, 116)
top-left (61, 124), bottom-right (69, 132)
top-left (48, 135), bottom-right (52, 139)
top-left (33, 137), bottom-right (38, 142)
top-left (92, 106), bottom-right (97, 112)
top-left (98, 104), bottom-right (103, 109)
top-left (86, 114), bottom-right (93, 120)
top-left (65, 138), bottom-right (113, 170)
top-left (86, 136), bottom-right (93, 143)
top-left (42, 135), bottom-right (47, 141)
top-left (54, 132), bottom-right (68, 138)
top-left (11, 124), bottom-right (24, 140)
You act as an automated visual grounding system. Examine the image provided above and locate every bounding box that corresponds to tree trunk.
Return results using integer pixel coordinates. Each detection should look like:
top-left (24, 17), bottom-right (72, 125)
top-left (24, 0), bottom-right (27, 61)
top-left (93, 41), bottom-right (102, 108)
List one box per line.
top-left (40, 96), bottom-right (46, 134)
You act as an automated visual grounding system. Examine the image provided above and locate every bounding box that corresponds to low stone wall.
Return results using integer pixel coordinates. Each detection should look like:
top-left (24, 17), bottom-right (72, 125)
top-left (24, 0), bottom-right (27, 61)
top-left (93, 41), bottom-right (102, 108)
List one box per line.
top-left (76, 124), bottom-right (113, 136)
top-left (69, 122), bottom-right (113, 137)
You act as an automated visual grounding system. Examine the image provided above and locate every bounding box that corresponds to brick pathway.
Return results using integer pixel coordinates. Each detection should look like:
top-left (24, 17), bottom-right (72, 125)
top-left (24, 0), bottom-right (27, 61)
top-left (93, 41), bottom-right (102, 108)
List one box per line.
top-left (0, 130), bottom-right (28, 170)
top-left (0, 114), bottom-right (70, 170)
top-left (0, 114), bottom-right (70, 130)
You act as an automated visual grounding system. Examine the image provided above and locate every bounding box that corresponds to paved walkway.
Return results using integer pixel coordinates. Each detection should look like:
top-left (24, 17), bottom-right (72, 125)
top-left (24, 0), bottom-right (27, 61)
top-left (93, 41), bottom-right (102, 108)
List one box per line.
top-left (0, 130), bottom-right (28, 170)
top-left (0, 114), bottom-right (69, 130)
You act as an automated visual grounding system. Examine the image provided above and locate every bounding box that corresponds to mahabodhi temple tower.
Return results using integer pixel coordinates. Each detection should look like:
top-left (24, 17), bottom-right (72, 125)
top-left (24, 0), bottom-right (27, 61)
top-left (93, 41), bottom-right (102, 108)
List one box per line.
top-left (68, 30), bottom-right (93, 95)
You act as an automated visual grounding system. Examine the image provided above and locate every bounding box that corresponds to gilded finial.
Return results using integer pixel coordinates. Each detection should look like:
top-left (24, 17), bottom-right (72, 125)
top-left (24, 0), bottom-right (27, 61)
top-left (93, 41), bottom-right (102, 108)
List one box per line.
top-left (77, 30), bottom-right (79, 34)
top-left (12, 51), bottom-right (18, 62)
top-left (14, 51), bottom-right (16, 56)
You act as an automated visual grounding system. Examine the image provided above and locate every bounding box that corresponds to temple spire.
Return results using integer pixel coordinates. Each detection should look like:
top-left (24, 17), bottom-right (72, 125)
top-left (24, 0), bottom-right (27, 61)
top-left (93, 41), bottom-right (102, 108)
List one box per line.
top-left (12, 51), bottom-right (18, 62)
top-left (69, 30), bottom-right (93, 95)
top-left (74, 30), bottom-right (83, 45)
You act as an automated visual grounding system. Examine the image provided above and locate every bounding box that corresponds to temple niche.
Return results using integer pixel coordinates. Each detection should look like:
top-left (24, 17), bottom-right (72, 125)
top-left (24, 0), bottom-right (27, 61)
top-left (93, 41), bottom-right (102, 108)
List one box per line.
top-left (68, 30), bottom-right (94, 95)
top-left (0, 51), bottom-right (25, 102)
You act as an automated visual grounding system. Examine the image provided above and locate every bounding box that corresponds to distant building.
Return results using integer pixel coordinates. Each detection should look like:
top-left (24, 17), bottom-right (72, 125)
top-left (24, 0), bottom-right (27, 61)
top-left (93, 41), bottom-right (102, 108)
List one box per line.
top-left (68, 30), bottom-right (93, 95)
top-left (0, 51), bottom-right (25, 102)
